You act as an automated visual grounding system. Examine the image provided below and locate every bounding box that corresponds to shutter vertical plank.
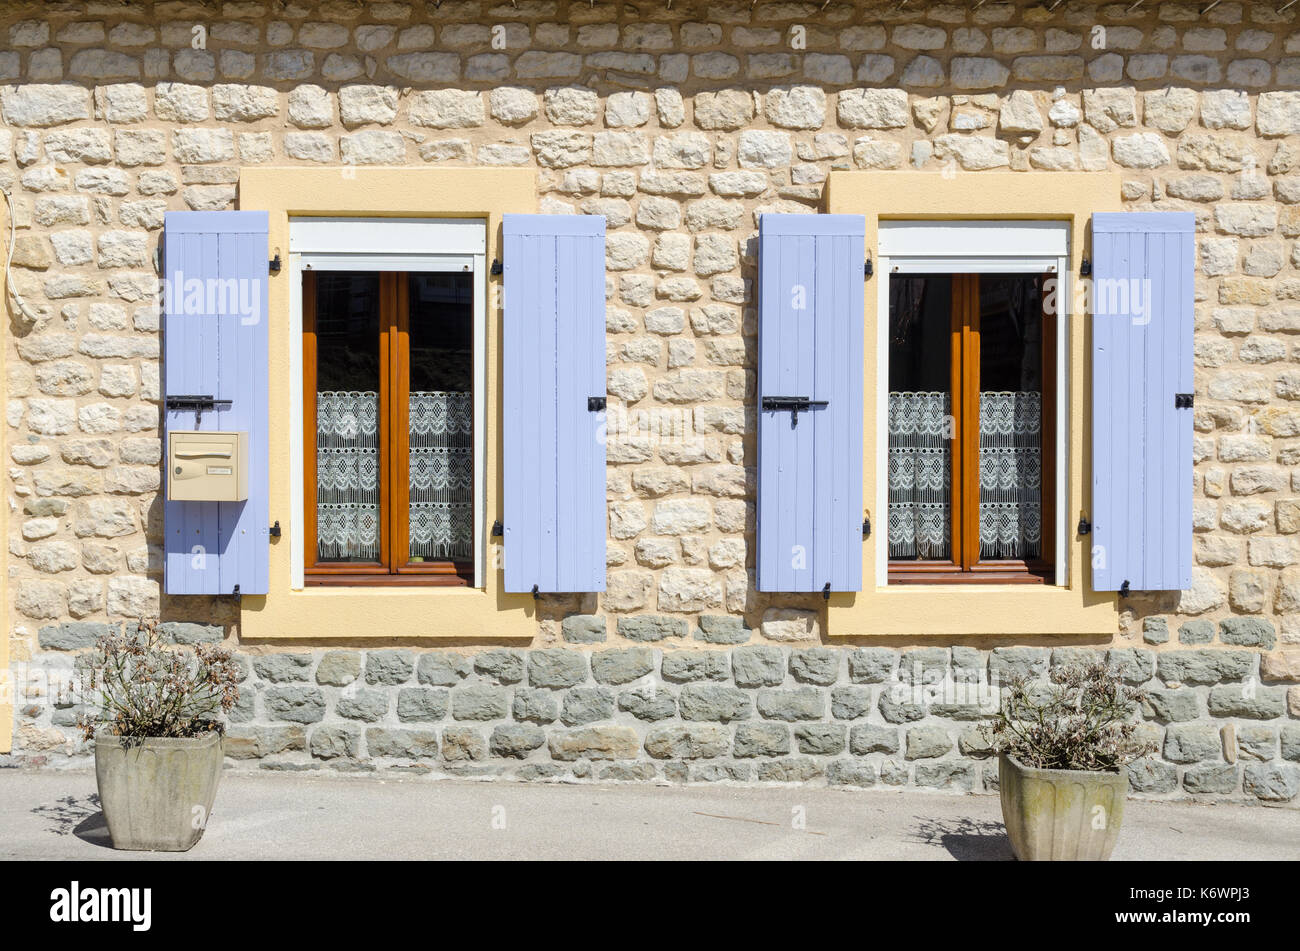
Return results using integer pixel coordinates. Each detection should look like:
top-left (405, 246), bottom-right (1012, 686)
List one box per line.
top-left (503, 215), bottom-right (606, 593)
top-left (1091, 212), bottom-right (1194, 592)
top-left (1144, 229), bottom-right (1165, 587)
top-left (793, 235), bottom-right (817, 590)
top-left (834, 231), bottom-right (864, 584)
top-left (505, 232), bottom-right (543, 591)
top-left (757, 214), bottom-right (865, 593)
top-left (778, 234), bottom-right (809, 590)
top-left (220, 226), bottom-right (269, 595)
top-left (554, 227), bottom-right (606, 592)
top-left (1175, 226), bottom-right (1195, 586)
top-left (584, 225), bottom-right (607, 590)
top-left (811, 233), bottom-right (835, 591)
top-left (163, 210), bottom-right (269, 595)
top-left (1091, 230), bottom-right (1114, 591)
top-left (1120, 230), bottom-right (1141, 587)
top-left (536, 232), bottom-right (560, 591)
top-left (757, 225), bottom-right (782, 590)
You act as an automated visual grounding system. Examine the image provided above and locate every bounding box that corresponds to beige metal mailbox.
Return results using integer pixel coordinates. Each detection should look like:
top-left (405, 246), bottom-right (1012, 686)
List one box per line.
top-left (168, 431), bottom-right (249, 502)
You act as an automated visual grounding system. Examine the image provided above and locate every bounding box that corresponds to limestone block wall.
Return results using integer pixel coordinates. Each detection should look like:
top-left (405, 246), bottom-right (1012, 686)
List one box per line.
top-left (20, 629), bottom-right (1300, 801)
top-left (0, 0), bottom-right (1298, 797)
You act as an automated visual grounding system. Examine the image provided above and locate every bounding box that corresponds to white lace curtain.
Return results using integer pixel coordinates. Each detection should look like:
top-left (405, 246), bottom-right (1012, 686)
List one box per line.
top-left (888, 391), bottom-right (951, 559)
top-left (317, 390), bottom-right (380, 560)
top-left (409, 390), bottom-right (473, 560)
top-left (888, 390), bottom-right (1042, 562)
top-left (316, 390), bottom-right (473, 562)
top-left (979, 390), bottom-right (1042, 560)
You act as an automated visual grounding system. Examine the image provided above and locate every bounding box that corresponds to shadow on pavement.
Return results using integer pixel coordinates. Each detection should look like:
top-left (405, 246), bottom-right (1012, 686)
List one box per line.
top-left (30, 793), bottom-right (113, 849)
top-left (909, 815), bottom-right (1014, 861)
top-left (31, 793), bottom-right (99, 835)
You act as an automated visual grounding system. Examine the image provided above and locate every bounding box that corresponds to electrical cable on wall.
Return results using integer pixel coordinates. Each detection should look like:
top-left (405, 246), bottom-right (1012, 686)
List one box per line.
top-left (1, 184), bottom-right (43, 326)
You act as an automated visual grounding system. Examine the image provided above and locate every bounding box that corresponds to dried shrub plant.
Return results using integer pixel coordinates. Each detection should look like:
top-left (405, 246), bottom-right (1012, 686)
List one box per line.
top-left (991, 662), bottom-right (1156, 772)
top-left (78, 618), bottom-right (240, 742)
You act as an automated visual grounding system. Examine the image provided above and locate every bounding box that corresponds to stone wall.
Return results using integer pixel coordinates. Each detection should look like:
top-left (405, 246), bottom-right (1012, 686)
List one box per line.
top-left (2, 0), bottom-right (1300, 797)
top-left (16, 625), bottom-right (1300, 801)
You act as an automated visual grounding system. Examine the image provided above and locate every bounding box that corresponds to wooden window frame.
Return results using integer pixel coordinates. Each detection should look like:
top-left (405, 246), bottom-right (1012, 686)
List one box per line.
top-left (888, 272), bottom-right (1056, 586)
top-left (303, 270), bottom-right (473, 587)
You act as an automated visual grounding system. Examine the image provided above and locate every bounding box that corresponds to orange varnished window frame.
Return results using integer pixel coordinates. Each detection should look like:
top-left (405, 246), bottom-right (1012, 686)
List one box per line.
top-left (303, 270), bottom-right (472, 587)
top-left (888, 273), bottom-right (1056, 586)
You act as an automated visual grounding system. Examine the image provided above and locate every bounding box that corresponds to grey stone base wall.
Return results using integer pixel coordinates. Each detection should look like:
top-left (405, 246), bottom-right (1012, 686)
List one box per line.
top-left (11, 637), bottom-right (1300, 803)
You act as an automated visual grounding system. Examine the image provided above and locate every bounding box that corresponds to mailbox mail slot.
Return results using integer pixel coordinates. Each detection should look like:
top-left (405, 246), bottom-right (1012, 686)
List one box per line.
top-left (168, 430), bottom-right (248, 502)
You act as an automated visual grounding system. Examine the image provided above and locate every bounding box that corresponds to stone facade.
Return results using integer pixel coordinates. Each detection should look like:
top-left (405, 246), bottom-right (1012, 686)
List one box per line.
top-left (17, 628), bottom-right (1300, 801)
top-left (2, 0), bottom-right (1300, 800)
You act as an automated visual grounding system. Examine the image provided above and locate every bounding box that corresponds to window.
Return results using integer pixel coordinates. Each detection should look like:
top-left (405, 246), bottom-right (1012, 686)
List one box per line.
top-left (303, 269), bottom-right (475, 585)
top-left (887, 272), bottom-right (1056, 584)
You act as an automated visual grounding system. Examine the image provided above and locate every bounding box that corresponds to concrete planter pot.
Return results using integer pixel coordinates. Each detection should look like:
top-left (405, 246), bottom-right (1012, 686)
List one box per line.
top-left (94, 731), bottom-right (224, 852)
top-left (998, 754), bottom-right (1129, 861)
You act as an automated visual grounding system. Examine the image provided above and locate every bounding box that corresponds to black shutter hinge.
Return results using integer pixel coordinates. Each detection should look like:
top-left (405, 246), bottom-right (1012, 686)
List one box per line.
top-left (862, 514), bottom-right (871, 537)
top-left (588, 396), bottom-right (606, 412)
top-left (1175, 393), bottom-right (1194, 409)
top-left (269, 520), bottom-right (281, 538)
top-left (1080, 258), bottom-right (1092, 277)
top-left (491, 520), bottom-right (503, 537)
top-left (269, 253), bottom-right (281, 274)
top-left (1077, 516), bottom-right (1091, 536)
top-left (822, 582), bottom-right (831, 601)
top-left (490, 258), bottom-right (503, 276)
top-left (531, 584), bottom-right (539, 600)
top-left (864, 258), bottom-right (873, 278)
top-left (1119, 580), bottom-right (1131, 598)
top-left (232, 584), bottom-right (240, 601)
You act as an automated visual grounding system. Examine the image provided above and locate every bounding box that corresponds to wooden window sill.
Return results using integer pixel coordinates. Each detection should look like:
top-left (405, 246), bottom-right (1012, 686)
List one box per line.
top-left (888, 562), bottom-right (1053, 585)
top-left (306, 574), bottom-right (471, 587)
top-left (306, 562), bottom-right (473, 587)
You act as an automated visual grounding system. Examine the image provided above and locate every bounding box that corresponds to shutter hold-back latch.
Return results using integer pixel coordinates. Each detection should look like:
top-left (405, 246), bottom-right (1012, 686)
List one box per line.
top-left (165, 394), bottom-right (232, 427)
top-left (762, 396), bottom-right (828, 425)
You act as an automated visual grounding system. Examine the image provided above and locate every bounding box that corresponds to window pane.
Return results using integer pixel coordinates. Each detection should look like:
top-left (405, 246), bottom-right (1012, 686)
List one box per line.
top-left (978, 275), bottom-right (1043, 561)
top-left (888, 275), bottom-right (952, 561)
top-left (313, 272), bottom-right (382, 563)
top-left (407, 273), bottom-right (474, 562)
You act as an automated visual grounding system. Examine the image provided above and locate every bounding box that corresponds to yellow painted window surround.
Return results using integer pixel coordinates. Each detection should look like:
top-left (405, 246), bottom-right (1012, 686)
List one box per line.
top-left (824, 171), bottom-right (1123, 637)
top-left (238, 168), bottom-right (537, 640)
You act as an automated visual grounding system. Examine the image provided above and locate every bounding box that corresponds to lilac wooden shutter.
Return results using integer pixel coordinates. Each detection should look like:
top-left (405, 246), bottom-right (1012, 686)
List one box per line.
top-left (163, 211), bottom-right (269, 595)
top-left (757, 214), bottom-right (865, 592)
top-left (1091, 212), bottom-right (1194, 592)
top-left (503, 215), bottom-right (606, 593)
